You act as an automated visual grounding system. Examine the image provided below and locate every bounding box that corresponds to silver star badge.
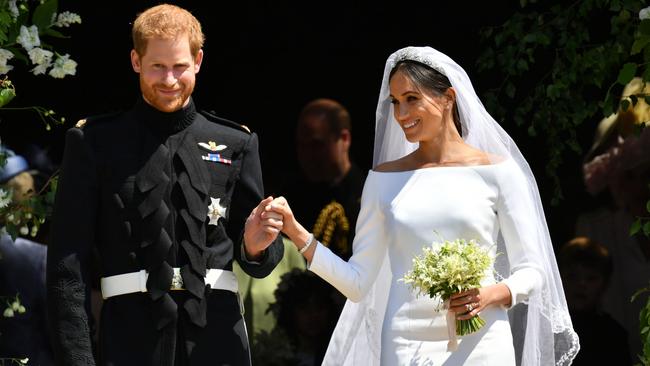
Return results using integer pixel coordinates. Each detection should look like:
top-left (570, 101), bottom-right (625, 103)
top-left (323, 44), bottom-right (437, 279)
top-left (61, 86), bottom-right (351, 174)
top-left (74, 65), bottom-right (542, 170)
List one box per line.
top-left (207, 197), bottom-right (227, 225)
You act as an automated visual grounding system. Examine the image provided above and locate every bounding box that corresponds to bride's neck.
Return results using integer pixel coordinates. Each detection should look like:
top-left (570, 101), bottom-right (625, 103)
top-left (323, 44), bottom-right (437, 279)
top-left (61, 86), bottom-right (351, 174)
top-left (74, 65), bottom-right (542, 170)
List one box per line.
top-left (416, 129), bottom-right (466, 165)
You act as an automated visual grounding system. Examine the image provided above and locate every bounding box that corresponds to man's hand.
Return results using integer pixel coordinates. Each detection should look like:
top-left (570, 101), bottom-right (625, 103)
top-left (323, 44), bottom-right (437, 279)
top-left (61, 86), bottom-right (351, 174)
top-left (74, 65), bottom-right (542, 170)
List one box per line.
top-left (243, 196), bottom-right (284, 260)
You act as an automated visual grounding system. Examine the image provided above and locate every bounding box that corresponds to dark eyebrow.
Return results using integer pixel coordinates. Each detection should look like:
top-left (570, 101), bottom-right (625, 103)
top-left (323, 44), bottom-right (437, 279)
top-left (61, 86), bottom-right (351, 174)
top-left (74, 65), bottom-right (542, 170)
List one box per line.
top-left (389, 91), bottom-right (419, 98)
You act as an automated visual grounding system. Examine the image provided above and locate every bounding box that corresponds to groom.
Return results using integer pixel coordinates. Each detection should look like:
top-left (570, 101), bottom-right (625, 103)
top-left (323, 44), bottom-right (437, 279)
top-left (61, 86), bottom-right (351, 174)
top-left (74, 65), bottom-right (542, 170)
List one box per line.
top-left (46, 4), bottom-right (284, 365)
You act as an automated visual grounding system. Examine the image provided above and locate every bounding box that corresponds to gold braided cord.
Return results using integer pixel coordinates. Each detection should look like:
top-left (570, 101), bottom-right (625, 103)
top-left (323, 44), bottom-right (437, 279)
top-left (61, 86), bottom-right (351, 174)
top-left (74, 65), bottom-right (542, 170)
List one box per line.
top-left (312, 200), bottom-right (350, 257)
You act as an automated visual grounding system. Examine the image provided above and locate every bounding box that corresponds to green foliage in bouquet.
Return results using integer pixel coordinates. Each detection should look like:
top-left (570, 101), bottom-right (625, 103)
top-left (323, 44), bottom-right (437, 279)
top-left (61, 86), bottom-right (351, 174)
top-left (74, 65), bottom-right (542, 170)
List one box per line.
top-left (401, 237), bottom-right (494, 336)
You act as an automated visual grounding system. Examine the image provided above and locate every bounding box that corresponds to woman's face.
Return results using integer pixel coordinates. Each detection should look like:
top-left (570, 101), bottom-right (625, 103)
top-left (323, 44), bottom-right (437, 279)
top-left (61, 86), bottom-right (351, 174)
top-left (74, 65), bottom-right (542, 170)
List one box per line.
top-left (389, 70), bottom-right (449, 143)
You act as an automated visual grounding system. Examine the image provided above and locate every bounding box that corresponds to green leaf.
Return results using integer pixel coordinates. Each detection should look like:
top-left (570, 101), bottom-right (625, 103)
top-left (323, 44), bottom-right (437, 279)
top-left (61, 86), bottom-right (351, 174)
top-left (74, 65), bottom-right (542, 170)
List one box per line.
top-left (632, 37), bottom-right (650, 55)
top-left (523, 33), bottom-right (537, 43)
top-left (0, 87), bottom-right (16, 108)
top-left (602, 92), bottom-right (615, 117)
top-left (618, 63), bottom-right (637, 85)
top-left (641, 19), bottom-right (650, 36)
top-left (630, 218), bottom-right (642, 236)
top-left (517, 59), bottom-right (529, 71)
top-left (644, 221), bottom-right (650, 236)
top-left (43, 28), bottom-right (67, 38)
top-left (32, 0), bottom-right (58, 31)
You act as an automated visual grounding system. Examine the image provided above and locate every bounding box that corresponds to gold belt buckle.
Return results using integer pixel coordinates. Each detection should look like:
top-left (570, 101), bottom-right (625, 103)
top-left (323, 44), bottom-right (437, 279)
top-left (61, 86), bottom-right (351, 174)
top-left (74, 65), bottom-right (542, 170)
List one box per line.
top-left (170, 269), bottom-right (184, 290)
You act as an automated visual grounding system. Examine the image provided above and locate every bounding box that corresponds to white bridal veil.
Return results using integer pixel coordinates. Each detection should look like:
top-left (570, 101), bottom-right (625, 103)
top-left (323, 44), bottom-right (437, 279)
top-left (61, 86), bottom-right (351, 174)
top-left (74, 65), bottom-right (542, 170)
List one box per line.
top-left (321, 46), bottom-right (579, 366)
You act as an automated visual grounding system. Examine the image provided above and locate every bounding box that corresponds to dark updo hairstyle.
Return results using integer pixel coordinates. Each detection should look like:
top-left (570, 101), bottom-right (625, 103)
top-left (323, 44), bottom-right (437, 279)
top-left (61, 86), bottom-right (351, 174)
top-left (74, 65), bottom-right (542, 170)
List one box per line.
top-left (389, 60), bottom-right (462, 136)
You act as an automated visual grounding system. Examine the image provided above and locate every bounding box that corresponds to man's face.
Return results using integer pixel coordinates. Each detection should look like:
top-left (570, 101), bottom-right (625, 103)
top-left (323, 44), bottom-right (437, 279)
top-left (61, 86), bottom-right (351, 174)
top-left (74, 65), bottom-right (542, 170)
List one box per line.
top-left (130, 36), bottom-right (202, 113)
top-left (296, 115), bottom-right (346, 183)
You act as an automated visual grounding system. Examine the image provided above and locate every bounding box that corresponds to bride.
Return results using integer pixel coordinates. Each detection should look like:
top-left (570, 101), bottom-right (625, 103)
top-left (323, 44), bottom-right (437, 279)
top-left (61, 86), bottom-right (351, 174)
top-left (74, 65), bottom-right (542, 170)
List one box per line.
top-left (266, 46), bottom-right (579, 366)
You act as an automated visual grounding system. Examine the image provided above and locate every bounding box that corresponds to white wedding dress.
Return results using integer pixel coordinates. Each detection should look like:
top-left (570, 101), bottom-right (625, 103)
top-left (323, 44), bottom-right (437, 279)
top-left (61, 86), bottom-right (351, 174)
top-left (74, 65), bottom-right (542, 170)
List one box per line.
top-left (309, 158), bottom-right (544, 365)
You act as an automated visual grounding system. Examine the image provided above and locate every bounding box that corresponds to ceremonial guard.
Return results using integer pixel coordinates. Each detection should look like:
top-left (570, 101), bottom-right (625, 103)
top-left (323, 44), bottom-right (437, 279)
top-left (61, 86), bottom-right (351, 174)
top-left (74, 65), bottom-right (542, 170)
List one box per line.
top-left (46, 4), bottom-right (284, 365)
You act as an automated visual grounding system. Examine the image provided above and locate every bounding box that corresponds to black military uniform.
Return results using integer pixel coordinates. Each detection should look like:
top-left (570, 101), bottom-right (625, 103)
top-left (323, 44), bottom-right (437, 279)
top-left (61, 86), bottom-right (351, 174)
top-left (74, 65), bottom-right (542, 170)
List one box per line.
top-left (46, 96), bottom-right (284, 366)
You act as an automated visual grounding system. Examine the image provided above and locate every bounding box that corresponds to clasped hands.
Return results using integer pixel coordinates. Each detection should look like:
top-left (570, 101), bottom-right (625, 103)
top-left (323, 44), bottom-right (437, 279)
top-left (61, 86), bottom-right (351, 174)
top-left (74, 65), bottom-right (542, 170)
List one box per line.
top-left (242, 196), bottom-right (285, 260)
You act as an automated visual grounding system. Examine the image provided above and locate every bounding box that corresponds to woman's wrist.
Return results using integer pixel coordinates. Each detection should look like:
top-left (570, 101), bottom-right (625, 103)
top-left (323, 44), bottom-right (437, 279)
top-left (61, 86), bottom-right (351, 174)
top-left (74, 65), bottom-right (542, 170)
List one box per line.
top-left (299, 233), bottom-right (315, 254)
top-left (488, 283), bottom-right (513, 307)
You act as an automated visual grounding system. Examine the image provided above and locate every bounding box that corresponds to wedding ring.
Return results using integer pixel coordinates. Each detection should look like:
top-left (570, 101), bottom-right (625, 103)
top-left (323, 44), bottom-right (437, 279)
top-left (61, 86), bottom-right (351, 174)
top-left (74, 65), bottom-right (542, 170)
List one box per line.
top-left (467, 303), bottom-right (473, 312)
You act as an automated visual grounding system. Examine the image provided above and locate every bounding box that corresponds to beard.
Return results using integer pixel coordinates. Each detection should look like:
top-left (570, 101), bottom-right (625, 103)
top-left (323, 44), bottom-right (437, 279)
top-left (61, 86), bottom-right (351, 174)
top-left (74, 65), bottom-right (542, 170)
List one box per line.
top-left (140, 76), bottom-right (194, 113)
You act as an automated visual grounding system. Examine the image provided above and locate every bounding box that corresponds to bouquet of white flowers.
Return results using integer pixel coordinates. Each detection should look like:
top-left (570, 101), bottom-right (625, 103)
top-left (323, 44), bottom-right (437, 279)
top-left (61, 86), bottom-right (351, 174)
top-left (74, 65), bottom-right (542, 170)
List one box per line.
top-left (401, 237), bottom-right (494, 338)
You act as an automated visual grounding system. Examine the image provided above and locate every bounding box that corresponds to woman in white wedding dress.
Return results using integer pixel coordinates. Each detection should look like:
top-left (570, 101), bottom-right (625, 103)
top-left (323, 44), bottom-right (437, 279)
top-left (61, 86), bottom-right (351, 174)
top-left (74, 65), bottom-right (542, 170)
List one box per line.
top-left (266, 46), bottom-right (579, 366)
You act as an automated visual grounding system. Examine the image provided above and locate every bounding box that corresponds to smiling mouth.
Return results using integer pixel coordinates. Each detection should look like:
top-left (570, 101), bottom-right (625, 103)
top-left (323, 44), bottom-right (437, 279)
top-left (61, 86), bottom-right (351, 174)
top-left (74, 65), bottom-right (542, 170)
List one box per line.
top-left (403, 119), bottom-right (420, 129)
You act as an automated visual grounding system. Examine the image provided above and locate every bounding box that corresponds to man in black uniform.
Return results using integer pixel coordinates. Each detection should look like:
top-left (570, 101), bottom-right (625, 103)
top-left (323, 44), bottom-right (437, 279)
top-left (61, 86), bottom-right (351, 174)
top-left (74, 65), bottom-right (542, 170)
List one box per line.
top-left (46, 4), bottom-right (284, 366)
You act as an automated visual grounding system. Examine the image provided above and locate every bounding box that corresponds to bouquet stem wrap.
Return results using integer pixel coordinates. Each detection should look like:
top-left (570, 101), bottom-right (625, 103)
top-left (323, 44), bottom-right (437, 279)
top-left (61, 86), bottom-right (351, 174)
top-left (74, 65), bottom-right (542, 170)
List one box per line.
top-left (444, 299), bottom-right (458, 351)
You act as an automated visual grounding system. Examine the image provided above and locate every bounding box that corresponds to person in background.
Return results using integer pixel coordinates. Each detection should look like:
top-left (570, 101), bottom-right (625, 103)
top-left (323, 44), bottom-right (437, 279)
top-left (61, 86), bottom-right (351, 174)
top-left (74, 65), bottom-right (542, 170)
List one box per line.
top-left (558, 236), bottom-right (631, 366)
top-left (0, 146), bottom-right (53, 365)
top-left (576, 76), bottom-right (650, 362)
top-left (232, 236), bottom-right (305, 344)
top-left (265, 268), bottom-right (341, 366)
top-left (282, 98), bottom-right (367, 260)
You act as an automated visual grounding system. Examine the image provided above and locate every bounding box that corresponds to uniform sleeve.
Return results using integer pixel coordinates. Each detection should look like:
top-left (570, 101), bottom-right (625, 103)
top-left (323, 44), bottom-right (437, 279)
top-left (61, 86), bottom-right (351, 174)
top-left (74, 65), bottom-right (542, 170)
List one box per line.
top-left (228, 132), bottom-right (284, 278)
top-left (308, 174), bottom-right (387, 302)
top-left (495, 161), bottom-right (545, 307)
top-left (46, 127), bottom-right (98, 365)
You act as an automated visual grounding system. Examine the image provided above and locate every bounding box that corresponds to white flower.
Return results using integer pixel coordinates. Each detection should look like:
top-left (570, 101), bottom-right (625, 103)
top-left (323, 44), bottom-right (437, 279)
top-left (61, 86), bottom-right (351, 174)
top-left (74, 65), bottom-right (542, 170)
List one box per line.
top-left (0, 64), bottom-right (14, 75)
top-left (28, 48), bottom-right (54, 75)
top-left (28, 47), bottom-right (53, 65)
top-left (48, 54), bottom-right (77, 78)
top-left (8, 0), bottom-right (19, 19)
top-left (16, 25), bottom-right (41, 51)
top-left (0, 49), bottom-right (14, 65)
top-left (207, 197), bottom-right (227, 225)
top-left (31, 63), bottom-right (48, 75)
top-left (0, 189), bottom-right (11, 209)
top-left (640, 6), bottom-right (650, 20)
top-left (54, 11), bottom-right (82, 27)
top-left (3, 307), bottom-right (14, 318)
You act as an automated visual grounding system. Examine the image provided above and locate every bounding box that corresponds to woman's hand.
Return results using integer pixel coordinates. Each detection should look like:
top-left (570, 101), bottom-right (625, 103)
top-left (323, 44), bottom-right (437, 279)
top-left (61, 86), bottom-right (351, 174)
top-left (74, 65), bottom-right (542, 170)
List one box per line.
top-left (264, 196), bottom-right (316, 261)
top-left (449, 283), bottom-right (512, 320)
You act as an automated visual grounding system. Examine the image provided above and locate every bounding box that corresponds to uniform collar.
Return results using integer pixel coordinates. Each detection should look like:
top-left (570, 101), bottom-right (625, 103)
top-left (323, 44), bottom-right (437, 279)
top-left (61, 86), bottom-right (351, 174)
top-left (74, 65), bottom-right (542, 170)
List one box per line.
top-left (135, 95), bottom-right (197, 135)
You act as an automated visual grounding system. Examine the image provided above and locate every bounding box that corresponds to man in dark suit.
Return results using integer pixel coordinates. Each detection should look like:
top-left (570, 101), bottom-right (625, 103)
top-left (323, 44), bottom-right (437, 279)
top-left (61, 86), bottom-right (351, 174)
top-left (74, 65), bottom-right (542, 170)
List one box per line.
top-left (46, 4), bottom-right (284, 366)
top-left (282, 98), bottom-right (367, 260)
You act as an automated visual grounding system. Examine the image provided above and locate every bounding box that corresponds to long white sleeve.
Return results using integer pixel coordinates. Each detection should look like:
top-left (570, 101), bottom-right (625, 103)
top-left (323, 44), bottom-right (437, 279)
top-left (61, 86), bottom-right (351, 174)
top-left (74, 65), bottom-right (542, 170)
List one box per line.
top-left (308, 174), bottom-right (388, 302)
top-left (495, 161), bottom-right (545, 307)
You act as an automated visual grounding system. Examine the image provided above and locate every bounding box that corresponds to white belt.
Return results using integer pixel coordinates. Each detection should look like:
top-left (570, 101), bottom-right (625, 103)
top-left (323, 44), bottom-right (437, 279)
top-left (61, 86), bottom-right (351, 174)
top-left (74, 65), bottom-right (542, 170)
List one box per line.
top-left (100, 268), bottom-right (238, 299)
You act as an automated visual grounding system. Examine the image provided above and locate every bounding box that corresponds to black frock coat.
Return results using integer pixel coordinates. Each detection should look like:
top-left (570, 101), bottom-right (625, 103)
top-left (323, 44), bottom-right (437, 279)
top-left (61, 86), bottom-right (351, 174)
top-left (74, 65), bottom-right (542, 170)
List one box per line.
top-left (46, 97), bottom-right (284, 366)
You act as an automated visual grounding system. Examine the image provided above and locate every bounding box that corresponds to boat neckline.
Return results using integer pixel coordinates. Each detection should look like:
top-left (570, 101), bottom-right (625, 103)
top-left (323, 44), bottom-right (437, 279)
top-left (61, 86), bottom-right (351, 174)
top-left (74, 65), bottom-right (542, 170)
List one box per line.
top-left (369, 157), bottom-right (510, 174)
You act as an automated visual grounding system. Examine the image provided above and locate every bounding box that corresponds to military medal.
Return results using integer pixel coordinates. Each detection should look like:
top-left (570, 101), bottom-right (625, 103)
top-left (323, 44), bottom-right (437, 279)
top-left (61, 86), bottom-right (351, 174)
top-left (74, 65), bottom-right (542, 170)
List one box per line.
top-left (199, 141), bottom-right (231, 165)
top-left (202, 153), bottom-right (232, 165)
top-left (207, 197), bottom-right (227, 225)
